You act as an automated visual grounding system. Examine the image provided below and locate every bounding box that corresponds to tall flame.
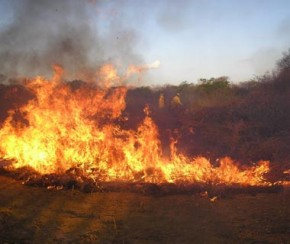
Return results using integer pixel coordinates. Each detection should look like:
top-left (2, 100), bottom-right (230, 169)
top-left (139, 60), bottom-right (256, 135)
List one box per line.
top-left (0, 65), bottom-right (270, 185)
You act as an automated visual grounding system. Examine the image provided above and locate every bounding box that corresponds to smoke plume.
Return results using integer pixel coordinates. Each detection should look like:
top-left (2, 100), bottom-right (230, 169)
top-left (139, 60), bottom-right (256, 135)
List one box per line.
top-left (0, 0), bottom-right (142, 83)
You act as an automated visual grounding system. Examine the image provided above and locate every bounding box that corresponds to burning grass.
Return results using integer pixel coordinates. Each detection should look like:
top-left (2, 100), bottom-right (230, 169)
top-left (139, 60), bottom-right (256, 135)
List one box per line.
top-left (1, 65), bottom-right (290, 193)
top-left (0, 64), bottom-right (289, 243)
top-left (0, 164), bottom-right (284, 198)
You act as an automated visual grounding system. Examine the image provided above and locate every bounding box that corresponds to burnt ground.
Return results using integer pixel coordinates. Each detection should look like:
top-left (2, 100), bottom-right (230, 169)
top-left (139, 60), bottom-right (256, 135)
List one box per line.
top-left (0, 176), bottom-right (289, 243)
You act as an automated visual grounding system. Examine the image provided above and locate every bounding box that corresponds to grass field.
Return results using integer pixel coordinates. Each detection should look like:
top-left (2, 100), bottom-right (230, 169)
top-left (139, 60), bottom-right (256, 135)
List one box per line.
top-left (0, 176), bottom-right (289, 243)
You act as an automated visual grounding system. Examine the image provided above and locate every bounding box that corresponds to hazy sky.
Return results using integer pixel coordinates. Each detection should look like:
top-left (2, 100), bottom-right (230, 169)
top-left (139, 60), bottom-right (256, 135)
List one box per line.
top-left (1, 0), bottom-right (290, 85)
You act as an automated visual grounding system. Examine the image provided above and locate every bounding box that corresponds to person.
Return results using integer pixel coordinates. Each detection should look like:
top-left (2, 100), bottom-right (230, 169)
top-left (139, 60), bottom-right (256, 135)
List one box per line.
top-left (158, 93), bottom-right (165, 109)
top-left (171, 93), bottom-right (182, 109)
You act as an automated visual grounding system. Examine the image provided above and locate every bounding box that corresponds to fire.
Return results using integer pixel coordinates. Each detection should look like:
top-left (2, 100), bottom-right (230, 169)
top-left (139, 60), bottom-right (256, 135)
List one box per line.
top-left (126, 60), bottom-right (161, 81)
top-left (96, 64), bottom-right (121, 88)
top-left (0, 65), bottom-right (271, 186)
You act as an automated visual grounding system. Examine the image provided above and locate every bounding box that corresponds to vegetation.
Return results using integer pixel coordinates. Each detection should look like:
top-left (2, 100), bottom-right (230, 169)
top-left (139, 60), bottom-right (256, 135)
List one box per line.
top-left (1, 50), bottom-right (290, 172)
top-left (1, 51), bottom-right (290, 244)
top-left (124, 50), bottom-right (290, 170)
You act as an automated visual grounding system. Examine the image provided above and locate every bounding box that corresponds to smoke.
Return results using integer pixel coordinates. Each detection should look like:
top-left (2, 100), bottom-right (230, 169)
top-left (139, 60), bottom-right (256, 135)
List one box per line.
top-left (156, 0), bottom-right (194, 32)
top-left (0, 0), bottom-right (143, 82)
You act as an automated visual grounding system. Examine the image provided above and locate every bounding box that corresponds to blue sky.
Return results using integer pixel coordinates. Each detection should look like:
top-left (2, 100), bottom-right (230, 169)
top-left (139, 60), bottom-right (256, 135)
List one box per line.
top-left (104, 0), bottom-right (290, 84)
top-left (1, 0), bottom-right (290, 85)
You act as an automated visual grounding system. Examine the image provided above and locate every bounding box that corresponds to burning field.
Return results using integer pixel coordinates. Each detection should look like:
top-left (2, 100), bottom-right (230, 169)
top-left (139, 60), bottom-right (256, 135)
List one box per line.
top-left (0, 64), bottom-right (290, 242)
top-left (1, 0), bottom-right (290, 242)
top-left (0, 65), bottom-right (277, 187)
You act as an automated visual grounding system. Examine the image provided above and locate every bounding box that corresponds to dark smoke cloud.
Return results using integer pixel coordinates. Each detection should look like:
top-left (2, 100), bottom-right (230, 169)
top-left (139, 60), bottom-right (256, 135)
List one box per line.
top-left (0, 0), bottom-right (142, 82)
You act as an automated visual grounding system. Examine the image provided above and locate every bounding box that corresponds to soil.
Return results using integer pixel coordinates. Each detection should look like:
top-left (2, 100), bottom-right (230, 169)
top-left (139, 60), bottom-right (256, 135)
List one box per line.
top-left (0, 176), bottom-right (289, 243)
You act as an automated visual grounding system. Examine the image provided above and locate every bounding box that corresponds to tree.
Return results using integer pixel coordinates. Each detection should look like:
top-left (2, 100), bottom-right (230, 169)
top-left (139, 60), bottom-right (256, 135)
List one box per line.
top-left (277, 48), bottom-right (290, 73)
top-left (197, 76), bottom-right (230, 93)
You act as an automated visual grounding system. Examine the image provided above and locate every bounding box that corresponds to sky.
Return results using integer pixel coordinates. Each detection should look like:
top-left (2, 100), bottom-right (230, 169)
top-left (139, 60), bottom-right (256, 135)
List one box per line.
top-left (0, 0), bottom-right (290, 85)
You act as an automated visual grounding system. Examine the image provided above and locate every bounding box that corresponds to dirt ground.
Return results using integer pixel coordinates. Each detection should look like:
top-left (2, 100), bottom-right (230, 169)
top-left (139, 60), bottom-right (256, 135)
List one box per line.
top-left (0, 176), bottom-right (289, 243)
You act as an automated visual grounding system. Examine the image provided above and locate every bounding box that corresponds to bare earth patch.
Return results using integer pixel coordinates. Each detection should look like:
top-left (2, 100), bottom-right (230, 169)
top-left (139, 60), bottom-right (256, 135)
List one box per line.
top-left (0, 176), bottom-right (289, 243)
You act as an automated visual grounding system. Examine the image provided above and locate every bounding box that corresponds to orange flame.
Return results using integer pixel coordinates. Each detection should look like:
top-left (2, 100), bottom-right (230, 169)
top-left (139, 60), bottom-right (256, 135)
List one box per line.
top-left (0, 65), bottom-right (270, 186)
top-left (125, 60), bottom-right (161, 82)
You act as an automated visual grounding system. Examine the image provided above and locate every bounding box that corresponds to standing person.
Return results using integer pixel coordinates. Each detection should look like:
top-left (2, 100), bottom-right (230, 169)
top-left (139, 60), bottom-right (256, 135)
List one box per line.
top-left (158, 93), bottom-right (165, 109)
top-left (171, 93), bottom-right (182, 109)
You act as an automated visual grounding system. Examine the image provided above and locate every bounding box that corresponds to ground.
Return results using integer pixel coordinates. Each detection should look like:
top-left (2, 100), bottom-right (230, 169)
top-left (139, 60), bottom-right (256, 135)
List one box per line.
top-left (0, 176), bottom-right (289, 243)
